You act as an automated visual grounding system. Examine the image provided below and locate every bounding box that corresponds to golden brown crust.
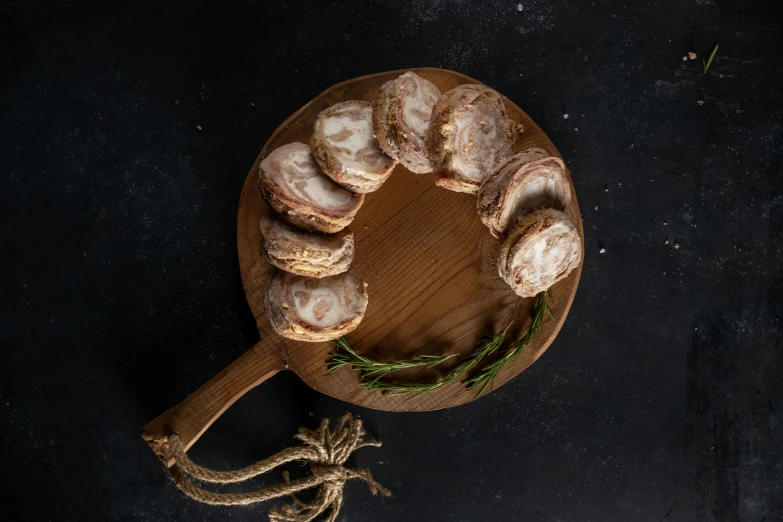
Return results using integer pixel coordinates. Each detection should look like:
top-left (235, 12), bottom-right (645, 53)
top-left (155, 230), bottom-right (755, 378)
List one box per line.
top-left (260, 214), bottom-right (354, 278)
top-left (260, 183), bottom-right (353, 234)
top-left (498, 208), bottom-right (582, 297)
top-left (434, 176), bottom-right (477, 194)
top-left (428, 84), bottom-right (515, 194)
top-left (372, 72), bottom-right (441, 174)
top-left (264, 267), bottom-right (369, 342)
top-left (311, 101), bottom-right (396, 193)
top-left (259, 142), bottom-right (364, 233)
top-left (477, 148), bottom-right (571, 239)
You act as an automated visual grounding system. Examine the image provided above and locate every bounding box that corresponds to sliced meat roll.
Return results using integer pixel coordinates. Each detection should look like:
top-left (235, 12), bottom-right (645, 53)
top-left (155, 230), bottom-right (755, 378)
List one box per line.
top-left (428, 84), bottom-right (515, 194)
top-left (259, 142), bottom-right (364, 233)
top-left (477, 147), bottom-right (571, 239)
top-left (498, 208), bottom-right (582, 298)
top-left (260, 214), bottom-right (354, 278)
top-left (264, 267), bottom-right (369, 342)
top-left (373, 71), bottom-right (441, 174)
top-left (311, 101), bottom-right (397, 193)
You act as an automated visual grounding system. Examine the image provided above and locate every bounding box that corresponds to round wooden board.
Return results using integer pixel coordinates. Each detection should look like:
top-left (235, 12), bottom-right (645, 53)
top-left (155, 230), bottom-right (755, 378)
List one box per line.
top-left (237, 68), bottom-right (584, 412)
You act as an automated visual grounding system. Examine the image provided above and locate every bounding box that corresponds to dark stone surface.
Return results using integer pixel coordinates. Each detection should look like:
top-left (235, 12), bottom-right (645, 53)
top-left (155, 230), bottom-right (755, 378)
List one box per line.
top-left (2, 0), bottom-right (782, 520)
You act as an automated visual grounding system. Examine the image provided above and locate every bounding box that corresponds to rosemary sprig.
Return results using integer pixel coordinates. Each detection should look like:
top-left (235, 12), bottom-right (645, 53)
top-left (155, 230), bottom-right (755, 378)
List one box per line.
top-left (327, 337), bottom-right (455, 385)
top-left (327, 289), bottom-right (555, 400)
top-left (328, 326), bottom-right (510, 399)
top-left (703, 44), bottom-right (719, 74)
top-left (464, 289), bottom-right (553, 398)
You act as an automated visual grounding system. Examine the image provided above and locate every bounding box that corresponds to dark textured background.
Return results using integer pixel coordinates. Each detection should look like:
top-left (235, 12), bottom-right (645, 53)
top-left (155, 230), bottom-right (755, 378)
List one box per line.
top-left (2, 0), bottom-right (782, 520)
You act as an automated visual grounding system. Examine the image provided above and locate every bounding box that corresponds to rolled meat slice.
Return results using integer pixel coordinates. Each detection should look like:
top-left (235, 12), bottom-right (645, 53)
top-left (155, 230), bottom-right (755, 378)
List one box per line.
top-left (264, 267), bottom-right (369, 342)
top-left (311, 101), bottom-right (397, 193)
top-left (477, 147), bottom-right (571, 239)
top-left (498, 208), bottom-right (582, 298)
top-left (428, 84), bottom-right (515, 194)
top-left (260, 213), bottom-right (354, 278)
top-left (372, 71), bottom-right (441, 174)
top-left (259, 142), bottom-right (364, 233)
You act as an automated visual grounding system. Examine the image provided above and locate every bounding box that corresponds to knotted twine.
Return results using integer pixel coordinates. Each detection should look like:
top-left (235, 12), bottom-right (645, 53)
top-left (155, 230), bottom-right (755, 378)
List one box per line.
top-left (165, 413), bottom-right (390, 522)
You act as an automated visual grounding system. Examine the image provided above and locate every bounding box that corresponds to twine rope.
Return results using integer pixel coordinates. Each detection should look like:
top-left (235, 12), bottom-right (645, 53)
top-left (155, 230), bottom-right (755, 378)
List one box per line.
top-left (165, 413), bottom-right (390, 522)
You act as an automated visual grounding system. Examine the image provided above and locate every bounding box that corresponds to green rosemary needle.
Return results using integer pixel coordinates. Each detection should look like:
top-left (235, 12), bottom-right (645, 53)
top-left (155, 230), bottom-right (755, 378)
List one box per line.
top-left (327, 326), bottom-right (510, 399)
top-left (364, 326), bottom-right (509, 398)
top-left (702, 44), bottom-right (719, 74)
top-left (327, 288), bottom-right (554, 400)
top-left (464, 289), bottom-right (553, 398)
top-left (327, 337), bottom-right (455, 385)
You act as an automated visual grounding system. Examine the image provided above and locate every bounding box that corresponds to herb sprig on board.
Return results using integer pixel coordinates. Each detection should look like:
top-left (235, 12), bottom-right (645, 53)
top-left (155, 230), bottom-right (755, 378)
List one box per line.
top-left (334, 326), bottom-right (509, 399)
top-left (327, 289), bottom-right (553, 399)
top-left (327, 337), bottom-right (455, 385)
top-left (465, 289), bottom-right (553, 397)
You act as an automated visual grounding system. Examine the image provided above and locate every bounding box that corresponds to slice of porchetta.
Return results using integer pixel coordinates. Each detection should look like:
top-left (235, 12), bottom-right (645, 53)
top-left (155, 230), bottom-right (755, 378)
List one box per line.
top-left (477, 147), bottom-right (571, 239)
top-left (498, 208), bottom-right (582, 298)
top-left (428, 84), bottom-right (515, 194)
top-left (264, 267), bottom-right (369, 342)
top-left (259, 142), bottom-right (364, 233)
top-left (311, 101), bottom-right (397, 193)
top-left (260, 213), bottom-right (354, 278)
top-left (372, 71), bottom-right (441, 174)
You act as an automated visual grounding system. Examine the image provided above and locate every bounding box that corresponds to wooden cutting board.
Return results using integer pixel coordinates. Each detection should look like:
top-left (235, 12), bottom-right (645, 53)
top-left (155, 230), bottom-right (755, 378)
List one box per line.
top-left (142, 68), bottom-right (584, 459)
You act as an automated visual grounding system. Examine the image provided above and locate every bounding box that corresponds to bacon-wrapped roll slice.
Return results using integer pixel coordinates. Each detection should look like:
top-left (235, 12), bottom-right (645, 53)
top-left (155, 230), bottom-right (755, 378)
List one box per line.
top-left (477, 147), bottom-right (571, 239)
top-left (259, 142), bottom-right (364, 233)
top-left (498, 208), bottom-right (582, 298)
top-left (264, 267), bottom-right (369, 342)
top-left (260, 213), bottom-right (354, 278)
top-left (372, 71), bottom-right (441, 174)
top-left (428, 84), bottom-right (515, 194)
top-left (311, 101), bottom-right (397, 193)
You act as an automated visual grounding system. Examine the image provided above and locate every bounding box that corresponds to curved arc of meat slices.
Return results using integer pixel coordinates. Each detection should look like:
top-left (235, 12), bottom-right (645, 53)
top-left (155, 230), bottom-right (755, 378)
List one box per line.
top-left (428, 84), bottom-right (515, 194)
top-left (311, 101), bottom-right (396, 193)
top-left (264, 267), bottom-right (369, 342)
top-left (498, 208), bottom-right (582, 298)
top-left (259, 142), bottom-right (364, 233)
top-left (477, 147), bottom-right (571, 239)
top-left (260, 214), bottom-right (354, 278)
top-left (372, 72), bottom-right (441, 174)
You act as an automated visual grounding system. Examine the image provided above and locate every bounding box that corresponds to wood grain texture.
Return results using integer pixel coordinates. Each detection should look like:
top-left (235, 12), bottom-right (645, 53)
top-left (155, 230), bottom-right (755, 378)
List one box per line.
top-left (239, 68), bottom-right (584, 411)
top-left (142, 68), bottom-right (584, 461)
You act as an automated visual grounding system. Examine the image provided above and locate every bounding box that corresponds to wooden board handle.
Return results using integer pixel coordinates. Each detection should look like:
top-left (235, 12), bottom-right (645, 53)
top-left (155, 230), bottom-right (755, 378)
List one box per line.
top-left (141, 341), bottom-right (285, 466)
